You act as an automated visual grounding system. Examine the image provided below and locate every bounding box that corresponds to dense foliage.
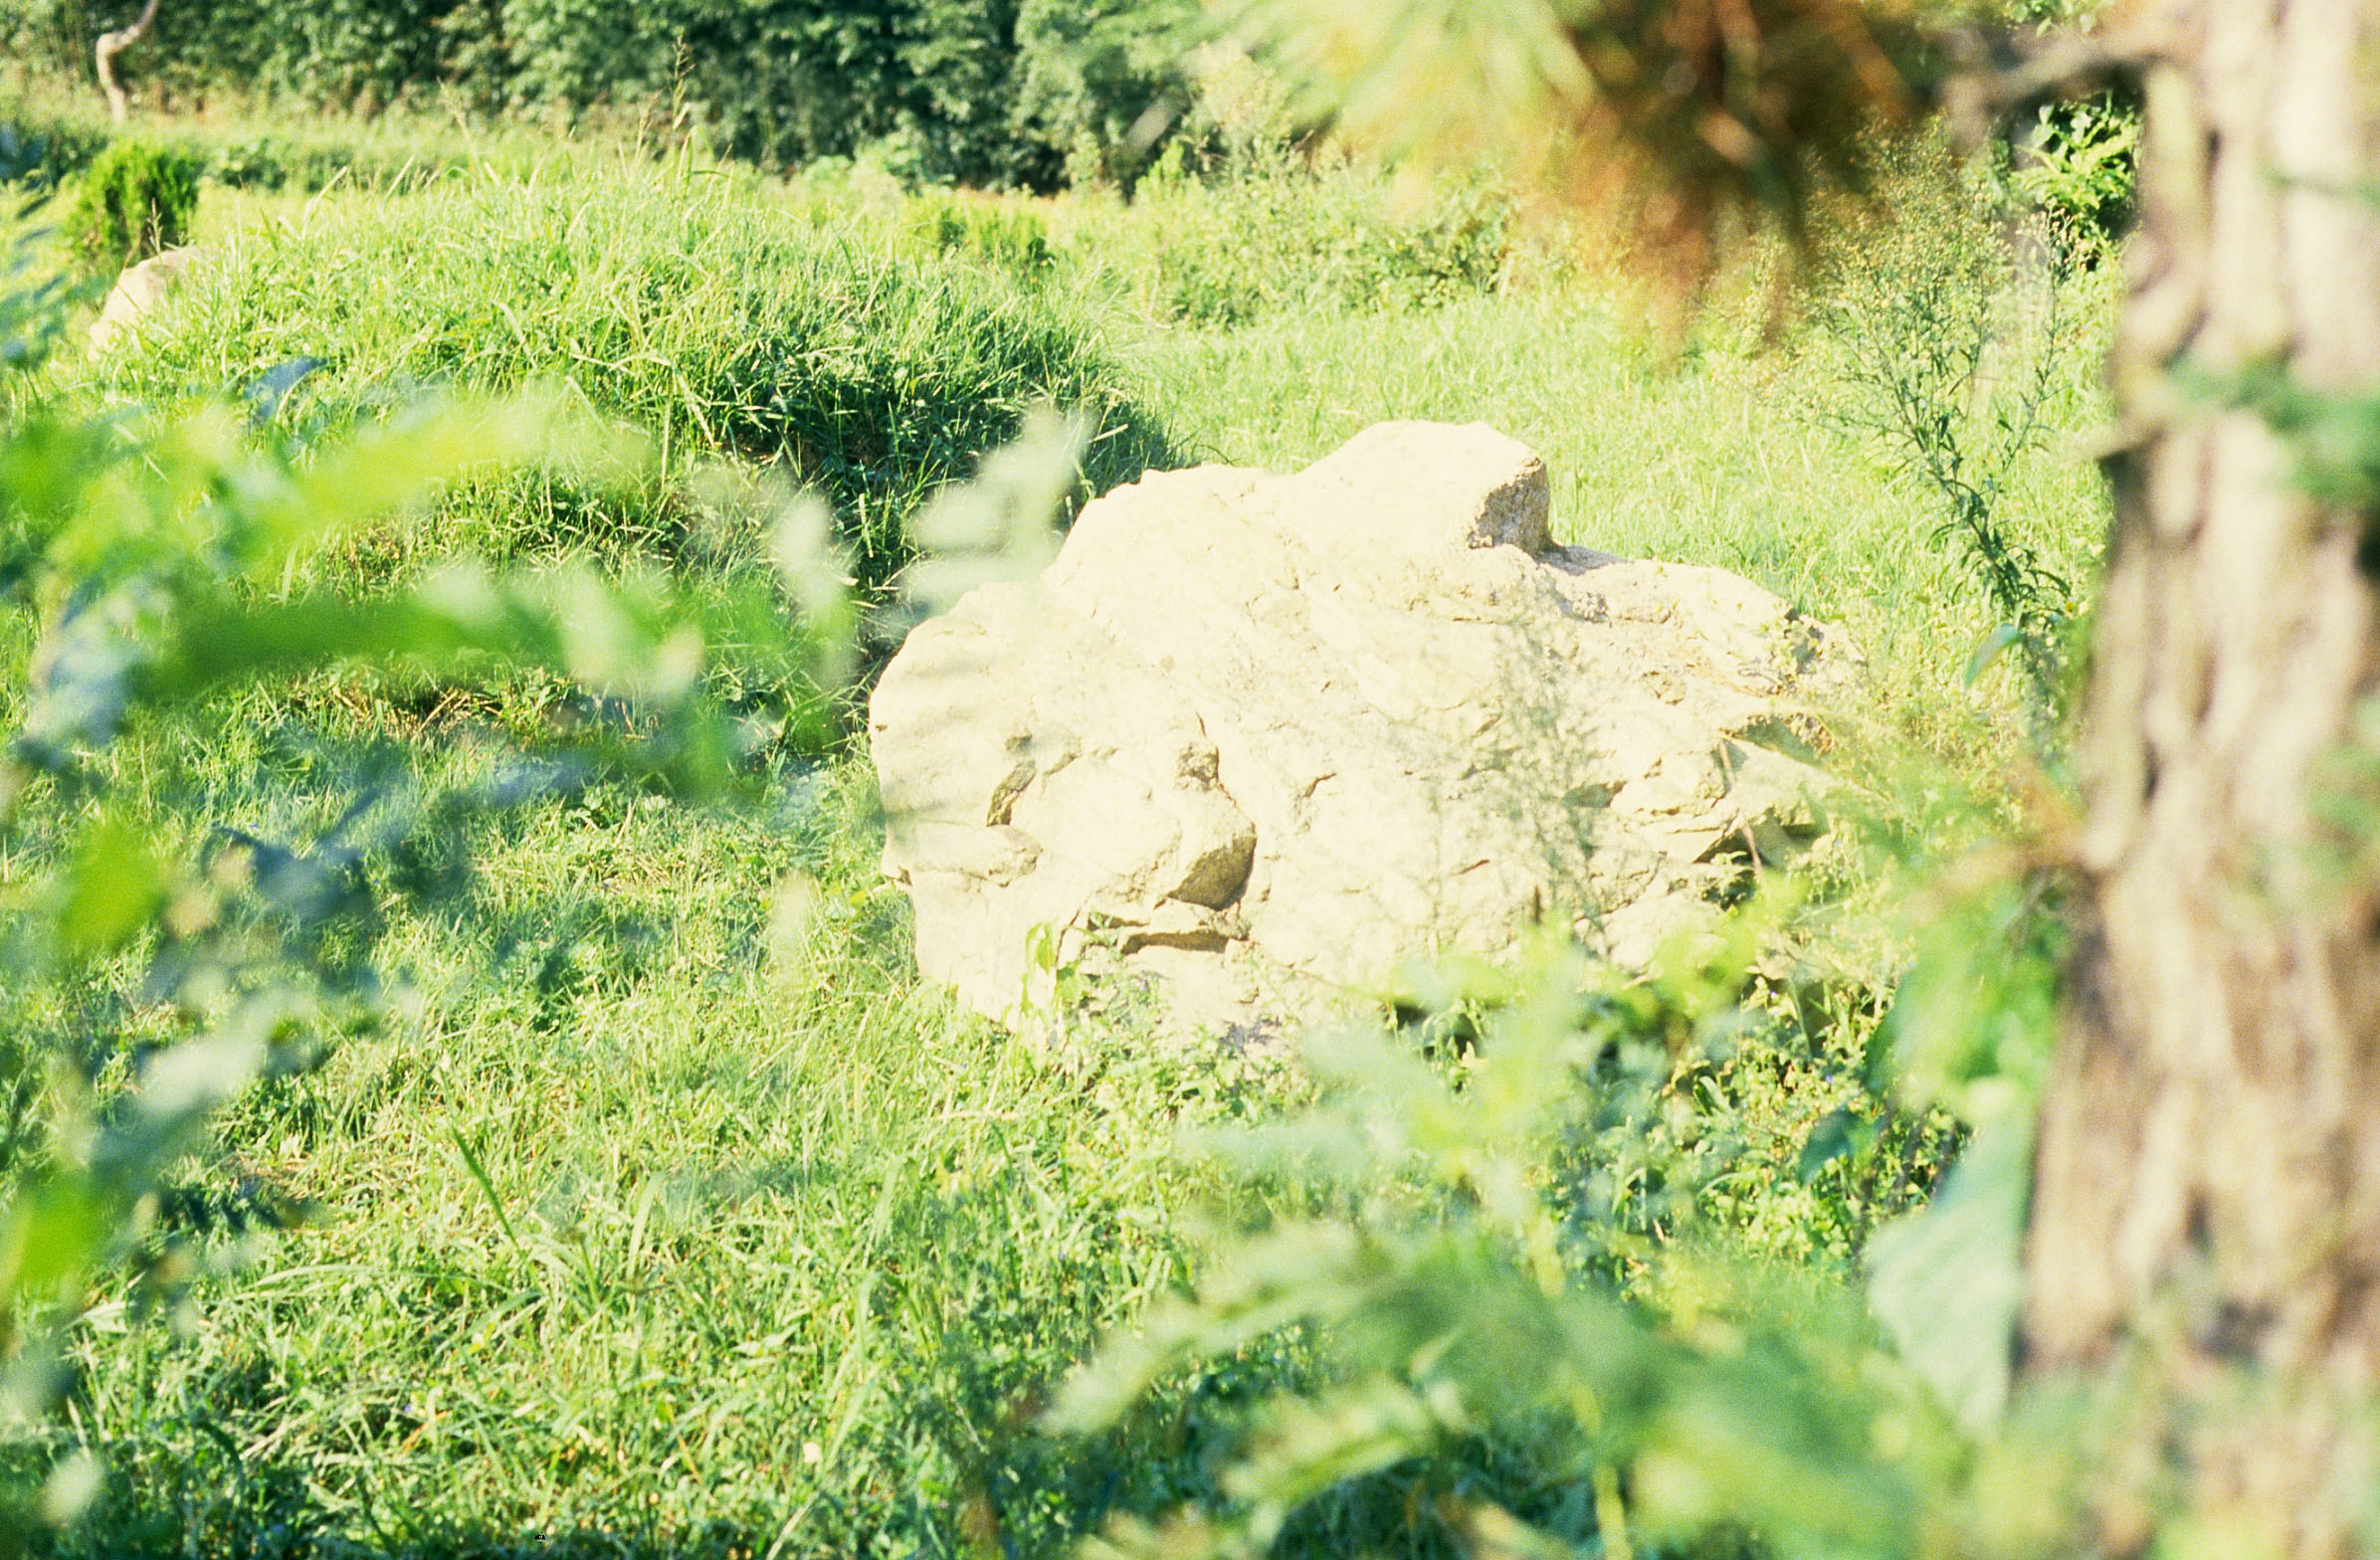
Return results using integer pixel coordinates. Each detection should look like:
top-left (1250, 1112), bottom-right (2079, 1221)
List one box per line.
top-left (0, 0), bottom-right (1201, 185)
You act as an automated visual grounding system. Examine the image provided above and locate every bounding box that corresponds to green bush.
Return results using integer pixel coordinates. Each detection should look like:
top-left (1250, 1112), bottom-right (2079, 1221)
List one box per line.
top-left (85, 166), bottom-right (1174, 598)
top-left (61, 138), bottom-right (199, 269)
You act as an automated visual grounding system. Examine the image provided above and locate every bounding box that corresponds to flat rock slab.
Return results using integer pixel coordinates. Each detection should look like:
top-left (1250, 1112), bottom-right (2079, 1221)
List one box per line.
top-left (871, 421), bottom-right (1858, 1037)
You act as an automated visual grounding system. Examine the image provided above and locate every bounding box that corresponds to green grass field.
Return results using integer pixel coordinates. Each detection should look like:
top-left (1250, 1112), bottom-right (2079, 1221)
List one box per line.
top-left (1, 115), bottom-right (2116, 1560)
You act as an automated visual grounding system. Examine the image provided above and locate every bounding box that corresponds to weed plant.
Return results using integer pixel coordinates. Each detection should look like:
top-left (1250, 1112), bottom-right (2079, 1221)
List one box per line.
top-left (1803, 139), bottom-right (2113, 732)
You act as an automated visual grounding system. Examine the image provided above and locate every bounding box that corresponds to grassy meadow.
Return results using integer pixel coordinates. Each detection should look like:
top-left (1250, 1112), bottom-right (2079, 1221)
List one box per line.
top-left (1, 97), bottom-right (2116, 1560)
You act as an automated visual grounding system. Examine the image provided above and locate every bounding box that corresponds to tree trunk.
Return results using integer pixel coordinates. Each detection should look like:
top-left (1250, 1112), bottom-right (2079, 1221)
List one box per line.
top-left (2023, 2), bottom-right (2380, 1553)
top-left (95, 0), bottom-right (161, 124)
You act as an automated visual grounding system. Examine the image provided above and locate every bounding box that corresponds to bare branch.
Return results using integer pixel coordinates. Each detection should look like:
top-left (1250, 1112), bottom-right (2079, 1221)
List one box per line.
top-left (95, 0), bottom-right (163, 124)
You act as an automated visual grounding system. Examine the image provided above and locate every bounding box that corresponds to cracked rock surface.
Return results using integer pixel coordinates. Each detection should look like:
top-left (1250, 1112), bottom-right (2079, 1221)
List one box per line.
top-left (870, 422), bottom-right (1859, 1036)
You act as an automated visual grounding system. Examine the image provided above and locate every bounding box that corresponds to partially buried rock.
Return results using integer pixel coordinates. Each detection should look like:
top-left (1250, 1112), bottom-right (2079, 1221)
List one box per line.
top-left (89, 245), bottom-right (205, 356)
top-left (870, 421), bottom-right (1859, 1039)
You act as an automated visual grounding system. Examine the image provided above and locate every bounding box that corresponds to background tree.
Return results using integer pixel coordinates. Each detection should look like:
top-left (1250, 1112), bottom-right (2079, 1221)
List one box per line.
top-left (1232, 2), bottom-right (2380, 1554)
top-left (2022, 6), bottom-right (2380, 1554)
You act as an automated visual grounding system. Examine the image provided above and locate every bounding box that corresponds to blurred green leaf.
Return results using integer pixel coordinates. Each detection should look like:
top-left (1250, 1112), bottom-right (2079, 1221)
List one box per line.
top-left (1795, 1106), bottom-right (1872, 1182)
top-left (54, 815), bottom-right (164, 958)
top-left (0, 1178), bottom-right (110, 1312)
top-left (1865, 1103), bottom-right (2030, 1434)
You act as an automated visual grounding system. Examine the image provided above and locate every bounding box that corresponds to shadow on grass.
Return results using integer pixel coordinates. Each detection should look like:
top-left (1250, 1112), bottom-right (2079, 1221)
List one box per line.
top-left (16, 1405), bottom-right (1600, 1560)
top-left (10, 1383), bottom-right (1256, 1560)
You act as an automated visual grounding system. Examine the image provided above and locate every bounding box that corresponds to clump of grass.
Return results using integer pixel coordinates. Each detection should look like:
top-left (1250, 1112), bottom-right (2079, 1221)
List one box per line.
top-left (0, 223), bottom-right (1255, 1556)
top-left (904, 193), bottom-right (1058, 286)
top-left (1059, 151), bottom-right (1514, 326)
top-left (87, 164), bottom-right (1175, 596)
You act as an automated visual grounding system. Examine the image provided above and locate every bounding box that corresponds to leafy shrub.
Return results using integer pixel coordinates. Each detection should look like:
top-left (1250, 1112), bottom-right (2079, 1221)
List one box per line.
top-left (2009, 95), bottom-right (2137, 261)
top-left (85, 165), bottom-right (1175, 598)
top-left (61, 138), bottom-right (199, 269)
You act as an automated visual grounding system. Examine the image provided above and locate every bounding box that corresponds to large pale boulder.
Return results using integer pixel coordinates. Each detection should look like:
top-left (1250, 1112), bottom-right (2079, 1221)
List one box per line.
top-left (871, 422), bottom-right (1859, 1036)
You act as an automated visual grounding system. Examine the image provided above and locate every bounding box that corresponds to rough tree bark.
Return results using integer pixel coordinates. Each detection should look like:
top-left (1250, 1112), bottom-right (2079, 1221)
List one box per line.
top-left (2023, 2), bottom-right (2380, 1554)
top-left (95, 0), bottom-right (162, 123)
